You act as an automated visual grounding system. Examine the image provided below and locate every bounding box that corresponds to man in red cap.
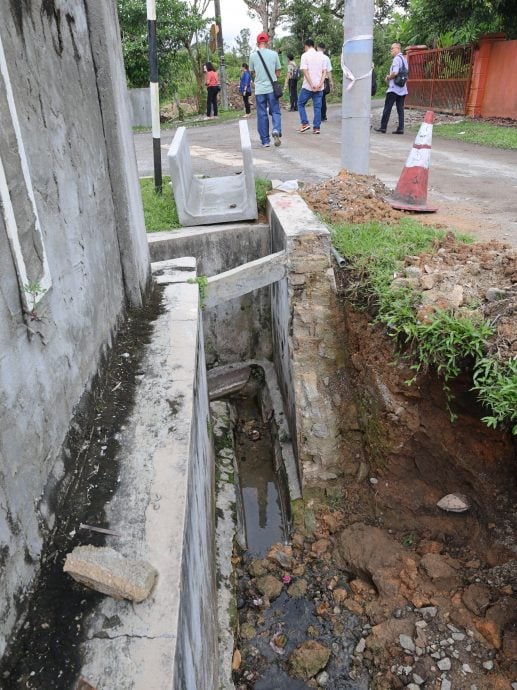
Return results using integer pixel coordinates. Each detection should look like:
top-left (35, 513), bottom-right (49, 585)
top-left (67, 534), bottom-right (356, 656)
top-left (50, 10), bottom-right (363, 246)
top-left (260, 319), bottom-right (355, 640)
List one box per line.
top-left (249, 32), bottom-right (282, 148)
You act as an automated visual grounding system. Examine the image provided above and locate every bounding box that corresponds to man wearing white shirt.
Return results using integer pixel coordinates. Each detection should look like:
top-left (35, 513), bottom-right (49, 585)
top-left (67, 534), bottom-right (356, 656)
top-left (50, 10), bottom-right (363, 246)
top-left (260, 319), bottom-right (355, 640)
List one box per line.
top-left (317, 43), bottom-right (333, 122)
top-left (297, 38), bottom-right (327, 134)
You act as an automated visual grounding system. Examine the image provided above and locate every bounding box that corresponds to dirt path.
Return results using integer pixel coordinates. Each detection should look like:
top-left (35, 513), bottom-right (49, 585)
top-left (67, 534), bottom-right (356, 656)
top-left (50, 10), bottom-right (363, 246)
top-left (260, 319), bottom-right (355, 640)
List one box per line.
top-left (133, 103), bottom-right (517, 246)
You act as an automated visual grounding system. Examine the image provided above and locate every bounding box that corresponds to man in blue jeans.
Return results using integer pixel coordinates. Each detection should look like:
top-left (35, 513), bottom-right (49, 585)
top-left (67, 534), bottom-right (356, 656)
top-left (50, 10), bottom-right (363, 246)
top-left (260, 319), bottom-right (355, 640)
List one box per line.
top-left (249, 32), bottom-right (282, 148)
top-left (297, 38), bottom-right (327, 134)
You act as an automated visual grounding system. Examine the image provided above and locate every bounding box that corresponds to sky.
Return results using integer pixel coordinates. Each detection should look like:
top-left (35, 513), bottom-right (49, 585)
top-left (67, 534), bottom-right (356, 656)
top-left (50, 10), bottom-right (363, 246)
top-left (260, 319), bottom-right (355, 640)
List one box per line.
top-left (208, 0), bottom-right (286, 48)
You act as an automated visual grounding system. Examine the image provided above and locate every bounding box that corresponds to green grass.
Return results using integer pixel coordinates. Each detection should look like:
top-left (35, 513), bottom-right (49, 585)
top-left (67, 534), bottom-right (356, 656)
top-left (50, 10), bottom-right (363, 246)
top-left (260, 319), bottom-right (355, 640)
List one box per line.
top-left (331, 218), bottom-right (515, 434)
top-left (140, 176), bottom-right (272, 232)
top-left (139, 176), bottom-right (180, 232)
top-left (431, 120), bottom-right (517, 149)
top-left (255, 178), bottom-right (273, 215)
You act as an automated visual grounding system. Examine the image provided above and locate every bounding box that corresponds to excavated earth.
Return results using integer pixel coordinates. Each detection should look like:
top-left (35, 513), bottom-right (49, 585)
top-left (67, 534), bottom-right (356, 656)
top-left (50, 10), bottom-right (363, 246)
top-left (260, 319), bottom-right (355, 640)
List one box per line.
top-left (234, 174), bottom-right (515, 690)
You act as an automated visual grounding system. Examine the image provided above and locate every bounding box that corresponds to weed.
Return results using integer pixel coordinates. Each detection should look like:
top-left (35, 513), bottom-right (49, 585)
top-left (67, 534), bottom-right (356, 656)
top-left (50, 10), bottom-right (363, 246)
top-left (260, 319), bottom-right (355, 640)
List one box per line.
top-left (187, 275), bottom-right (208, 308)
top-left (330, 218), bottom-right (515, 434)
top-left (23, 280), bottom-right (46, 317)
top-left (255, 177), bottom-right (273, 215)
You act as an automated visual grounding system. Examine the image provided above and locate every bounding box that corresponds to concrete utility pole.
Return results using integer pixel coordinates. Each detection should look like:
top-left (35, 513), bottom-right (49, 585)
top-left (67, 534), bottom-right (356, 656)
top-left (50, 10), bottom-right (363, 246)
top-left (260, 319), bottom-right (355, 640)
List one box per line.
top-left (213, 0), bottom-right (228, 109)
top-left (341, 0), bottom-right (374, 173)
top-left (147, 0), bottom-right (162, 193)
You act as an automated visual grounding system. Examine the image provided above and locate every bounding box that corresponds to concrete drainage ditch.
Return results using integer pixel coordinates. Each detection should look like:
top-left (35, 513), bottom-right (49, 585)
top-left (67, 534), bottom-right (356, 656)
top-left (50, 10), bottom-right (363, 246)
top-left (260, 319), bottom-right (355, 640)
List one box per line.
top-left (1, 193), bottom-right (346, 689)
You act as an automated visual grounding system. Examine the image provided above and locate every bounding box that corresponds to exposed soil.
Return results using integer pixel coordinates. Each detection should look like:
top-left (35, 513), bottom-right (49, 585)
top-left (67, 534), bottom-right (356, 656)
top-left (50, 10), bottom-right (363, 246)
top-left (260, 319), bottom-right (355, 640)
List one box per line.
top-left (291, 173), bottom-right (516, 689)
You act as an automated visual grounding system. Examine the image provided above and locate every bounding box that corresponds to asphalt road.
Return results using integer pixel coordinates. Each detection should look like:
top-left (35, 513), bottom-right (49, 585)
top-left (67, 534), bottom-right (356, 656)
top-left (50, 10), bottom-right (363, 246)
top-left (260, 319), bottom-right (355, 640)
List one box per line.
top-left (133, 102), bottom-right (517, 246)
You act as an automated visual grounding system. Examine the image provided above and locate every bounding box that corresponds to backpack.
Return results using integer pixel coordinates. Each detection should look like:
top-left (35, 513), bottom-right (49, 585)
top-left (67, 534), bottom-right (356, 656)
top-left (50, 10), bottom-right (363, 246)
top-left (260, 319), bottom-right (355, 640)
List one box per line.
top-left (394, 56), bottom-right (408, 87)
top-left (292, 64), bottom-right (301, 80)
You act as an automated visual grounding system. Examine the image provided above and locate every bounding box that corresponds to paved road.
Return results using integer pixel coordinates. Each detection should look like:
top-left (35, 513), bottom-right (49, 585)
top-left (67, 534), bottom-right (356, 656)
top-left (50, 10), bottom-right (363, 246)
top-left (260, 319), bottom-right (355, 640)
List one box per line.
top-left (133, 103), bottom-right (517, 246)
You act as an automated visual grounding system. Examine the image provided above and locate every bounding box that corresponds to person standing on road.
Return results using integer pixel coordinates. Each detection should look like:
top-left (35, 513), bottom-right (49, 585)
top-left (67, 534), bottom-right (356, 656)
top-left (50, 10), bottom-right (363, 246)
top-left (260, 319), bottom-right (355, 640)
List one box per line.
top-left (284, 53), bottom-right (299, 111)
top-left (297, 38), bottom-right (326, 135)
top-left (374, 43), bottom-right (408, 134)
top-left (204, 62), bottom-right (219, 119)
top-left (317, 43), bottom-right (333, 122)
top-left (249, 32), bottom-right (282, 148)
top-left (239, 63), bottom-right (252, 118)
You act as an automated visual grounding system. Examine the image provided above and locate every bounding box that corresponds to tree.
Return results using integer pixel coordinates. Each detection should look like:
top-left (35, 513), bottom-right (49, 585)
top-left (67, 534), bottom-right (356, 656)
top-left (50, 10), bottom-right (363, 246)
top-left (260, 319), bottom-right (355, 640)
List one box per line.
top-left (394, 0), bottom-right (517, 46)
top-left (234, 28), bottom-right (252, 62)
top-left (242, 0), bottom-right (287, 39)
top-left (117, 0), bottom-right (211, 110)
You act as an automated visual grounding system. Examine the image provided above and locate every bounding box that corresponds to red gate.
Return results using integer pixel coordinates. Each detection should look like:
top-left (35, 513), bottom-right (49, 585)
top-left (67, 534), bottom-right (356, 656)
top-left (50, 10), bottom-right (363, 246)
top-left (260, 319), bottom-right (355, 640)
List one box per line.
top-left (406, 45), bottom-right (475, 115)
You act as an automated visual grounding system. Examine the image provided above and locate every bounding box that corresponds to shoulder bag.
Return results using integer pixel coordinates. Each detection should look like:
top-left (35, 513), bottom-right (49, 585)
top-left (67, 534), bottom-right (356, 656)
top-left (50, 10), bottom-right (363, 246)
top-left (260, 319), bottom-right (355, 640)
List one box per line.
top-left (256, 51), bottom-right (283, 98)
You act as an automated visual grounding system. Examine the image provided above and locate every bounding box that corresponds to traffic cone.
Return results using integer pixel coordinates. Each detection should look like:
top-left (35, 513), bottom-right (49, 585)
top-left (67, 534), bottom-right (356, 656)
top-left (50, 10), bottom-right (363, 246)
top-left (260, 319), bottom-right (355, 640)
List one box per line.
top-left (386, 110), bottom-right (438, 212)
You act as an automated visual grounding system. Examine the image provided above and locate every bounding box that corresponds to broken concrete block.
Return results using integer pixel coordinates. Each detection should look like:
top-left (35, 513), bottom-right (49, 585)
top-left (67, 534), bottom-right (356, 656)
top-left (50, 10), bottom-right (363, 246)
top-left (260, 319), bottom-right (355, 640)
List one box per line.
top-left (64, 545), bottom-right (157, 602)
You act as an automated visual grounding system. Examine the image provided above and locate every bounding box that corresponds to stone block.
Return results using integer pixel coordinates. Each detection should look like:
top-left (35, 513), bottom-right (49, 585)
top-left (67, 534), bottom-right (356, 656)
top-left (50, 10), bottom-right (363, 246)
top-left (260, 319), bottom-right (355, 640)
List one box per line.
top-left (64, 546), bottom-right (157, 602)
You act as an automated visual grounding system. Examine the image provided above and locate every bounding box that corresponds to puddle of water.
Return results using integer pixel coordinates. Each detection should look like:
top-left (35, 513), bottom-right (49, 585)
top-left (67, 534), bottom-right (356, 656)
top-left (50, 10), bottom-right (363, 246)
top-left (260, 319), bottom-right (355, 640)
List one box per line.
top-left (235, 396), bottom-right (288, 558)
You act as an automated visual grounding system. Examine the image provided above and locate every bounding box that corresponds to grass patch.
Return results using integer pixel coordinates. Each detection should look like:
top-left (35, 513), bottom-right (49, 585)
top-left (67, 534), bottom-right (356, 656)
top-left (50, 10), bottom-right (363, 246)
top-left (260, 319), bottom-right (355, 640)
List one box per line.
top-left (431, 120), bottom-right (517, 149)
top-left (140, 175), bottom-right (273, 232)
top-left (139, 176), bottom-right (180, 232)
top-left (255, 178), bottom-right (273, 215)
top-left (331, 218), bottom-right (515, 434)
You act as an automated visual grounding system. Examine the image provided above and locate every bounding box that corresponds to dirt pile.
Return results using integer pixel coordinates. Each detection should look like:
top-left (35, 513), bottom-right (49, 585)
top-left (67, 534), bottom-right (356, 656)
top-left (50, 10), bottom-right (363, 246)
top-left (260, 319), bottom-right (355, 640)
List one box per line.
top-left (300, 170), bottom-right (403, 225)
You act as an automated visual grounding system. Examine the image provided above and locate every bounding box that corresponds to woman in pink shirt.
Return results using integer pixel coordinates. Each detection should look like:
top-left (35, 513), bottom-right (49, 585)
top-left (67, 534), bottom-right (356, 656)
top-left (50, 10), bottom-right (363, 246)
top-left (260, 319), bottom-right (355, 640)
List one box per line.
top-left (205, 62), bottom-right (220, 119)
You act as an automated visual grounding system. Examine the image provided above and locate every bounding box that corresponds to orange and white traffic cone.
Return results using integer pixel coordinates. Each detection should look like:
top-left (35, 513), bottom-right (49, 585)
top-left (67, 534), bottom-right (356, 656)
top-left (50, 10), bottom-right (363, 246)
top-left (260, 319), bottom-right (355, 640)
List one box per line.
top-left (386, 110), bottom-right (438, 213)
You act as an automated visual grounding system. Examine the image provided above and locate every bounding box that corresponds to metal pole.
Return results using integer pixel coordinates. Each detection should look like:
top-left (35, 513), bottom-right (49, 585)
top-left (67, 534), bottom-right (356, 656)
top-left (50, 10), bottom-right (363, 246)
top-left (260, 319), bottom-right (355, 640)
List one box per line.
top-left (341, 0), bottom-right (374, 173)
top-left (147, 0), bottom-right (162, 194)
top-left (213, 0), bottom-right (228, 109)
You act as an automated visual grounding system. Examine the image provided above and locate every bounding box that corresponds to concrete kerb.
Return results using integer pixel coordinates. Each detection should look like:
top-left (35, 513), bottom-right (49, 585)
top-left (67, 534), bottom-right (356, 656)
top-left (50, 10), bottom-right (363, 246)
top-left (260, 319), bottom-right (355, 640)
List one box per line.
top-left (167, 121), bottom-right (258, 226)
top-left (77, 258), bottom-right (219, 690)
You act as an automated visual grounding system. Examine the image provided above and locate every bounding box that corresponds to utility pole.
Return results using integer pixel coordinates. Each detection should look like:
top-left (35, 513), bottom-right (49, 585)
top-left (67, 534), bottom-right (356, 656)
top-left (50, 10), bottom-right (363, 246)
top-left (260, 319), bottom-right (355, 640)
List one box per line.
top-left (340, 0), bottom-right (374, 174)
top-left (147, 0), bottom-right (162, 193)
top-left (213, 0), bottom-right (228, 109)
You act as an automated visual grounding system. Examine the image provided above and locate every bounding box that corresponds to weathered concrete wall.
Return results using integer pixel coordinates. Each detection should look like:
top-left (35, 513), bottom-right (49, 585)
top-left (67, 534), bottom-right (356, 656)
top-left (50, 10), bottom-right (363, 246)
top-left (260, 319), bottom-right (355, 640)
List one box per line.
top-left (148, 223), bottom-right (272, 365)
top-left (79, 262), bottom-right (218, 690)
top-left (269, 193), bottom-right (346, 484)
top-left (0, 1), bottom-right (149, 655)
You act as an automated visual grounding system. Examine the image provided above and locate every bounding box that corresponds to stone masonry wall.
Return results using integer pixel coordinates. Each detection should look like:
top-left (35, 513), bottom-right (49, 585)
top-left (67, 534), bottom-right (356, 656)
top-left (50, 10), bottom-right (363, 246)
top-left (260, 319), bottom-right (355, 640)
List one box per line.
top-left (269, 193), bottom-right (347, 485)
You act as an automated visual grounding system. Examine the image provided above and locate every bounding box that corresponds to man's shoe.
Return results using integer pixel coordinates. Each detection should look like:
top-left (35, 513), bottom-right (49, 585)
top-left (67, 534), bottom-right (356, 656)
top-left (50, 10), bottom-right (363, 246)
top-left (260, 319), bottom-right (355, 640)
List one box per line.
top-left (321, 117), bottom-right (327, 121)
top-left (262, 142), bottom-right (271, 147)
top-left (312, 128), bottom-right (320, 134)
top-left (392, 129), bottom-right (404, 134)
top-left (272, 130), bottom-right (281, 147)
top-left (374, 127), bottom-right (386, 133)
top-left (298, 124), bottom-right (310, 133)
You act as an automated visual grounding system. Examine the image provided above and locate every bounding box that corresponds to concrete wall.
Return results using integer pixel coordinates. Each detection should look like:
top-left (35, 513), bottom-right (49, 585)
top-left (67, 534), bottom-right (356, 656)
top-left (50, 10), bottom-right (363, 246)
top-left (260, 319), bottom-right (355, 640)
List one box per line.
top-left (79, 263), bottom-right (218, 690)
top-left (148, 223), bottom-right (272, 365)
top-left (0, 1), bottom-right (149, 655)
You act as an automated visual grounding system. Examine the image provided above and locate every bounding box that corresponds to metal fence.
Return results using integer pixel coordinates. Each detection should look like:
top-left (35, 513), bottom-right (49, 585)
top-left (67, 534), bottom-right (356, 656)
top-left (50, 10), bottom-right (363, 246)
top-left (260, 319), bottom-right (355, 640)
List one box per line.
top-left (406, 45), bottom-right (475, 115)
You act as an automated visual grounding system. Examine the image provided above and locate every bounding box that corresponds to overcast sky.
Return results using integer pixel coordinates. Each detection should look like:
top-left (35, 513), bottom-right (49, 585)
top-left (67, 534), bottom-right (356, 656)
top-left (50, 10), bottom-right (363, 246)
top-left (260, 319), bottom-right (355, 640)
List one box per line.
top-left (209, 0), bottom-right (286, 47)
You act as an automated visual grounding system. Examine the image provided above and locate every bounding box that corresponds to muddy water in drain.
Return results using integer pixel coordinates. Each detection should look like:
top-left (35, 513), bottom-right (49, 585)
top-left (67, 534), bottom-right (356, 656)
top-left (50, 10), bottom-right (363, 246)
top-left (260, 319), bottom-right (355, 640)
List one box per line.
top-left (236, 396), bottom-right (287, 557)
top-left (232, 394), bottom-right (369, 690)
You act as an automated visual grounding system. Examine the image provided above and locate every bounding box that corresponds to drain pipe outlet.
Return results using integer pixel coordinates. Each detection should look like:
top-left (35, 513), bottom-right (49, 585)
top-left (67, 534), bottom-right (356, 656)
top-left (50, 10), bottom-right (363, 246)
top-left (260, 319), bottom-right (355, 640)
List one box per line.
top-left (331, 247), bottom-right (347, 268)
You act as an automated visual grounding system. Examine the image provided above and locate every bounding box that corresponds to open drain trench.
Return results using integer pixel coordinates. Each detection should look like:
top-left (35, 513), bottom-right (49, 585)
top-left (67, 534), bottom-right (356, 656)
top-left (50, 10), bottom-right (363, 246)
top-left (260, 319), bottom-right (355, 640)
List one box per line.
top-left (1, 193), bottom-right (515, 689)
top-left (209, 370), bottom-right (367, 690)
